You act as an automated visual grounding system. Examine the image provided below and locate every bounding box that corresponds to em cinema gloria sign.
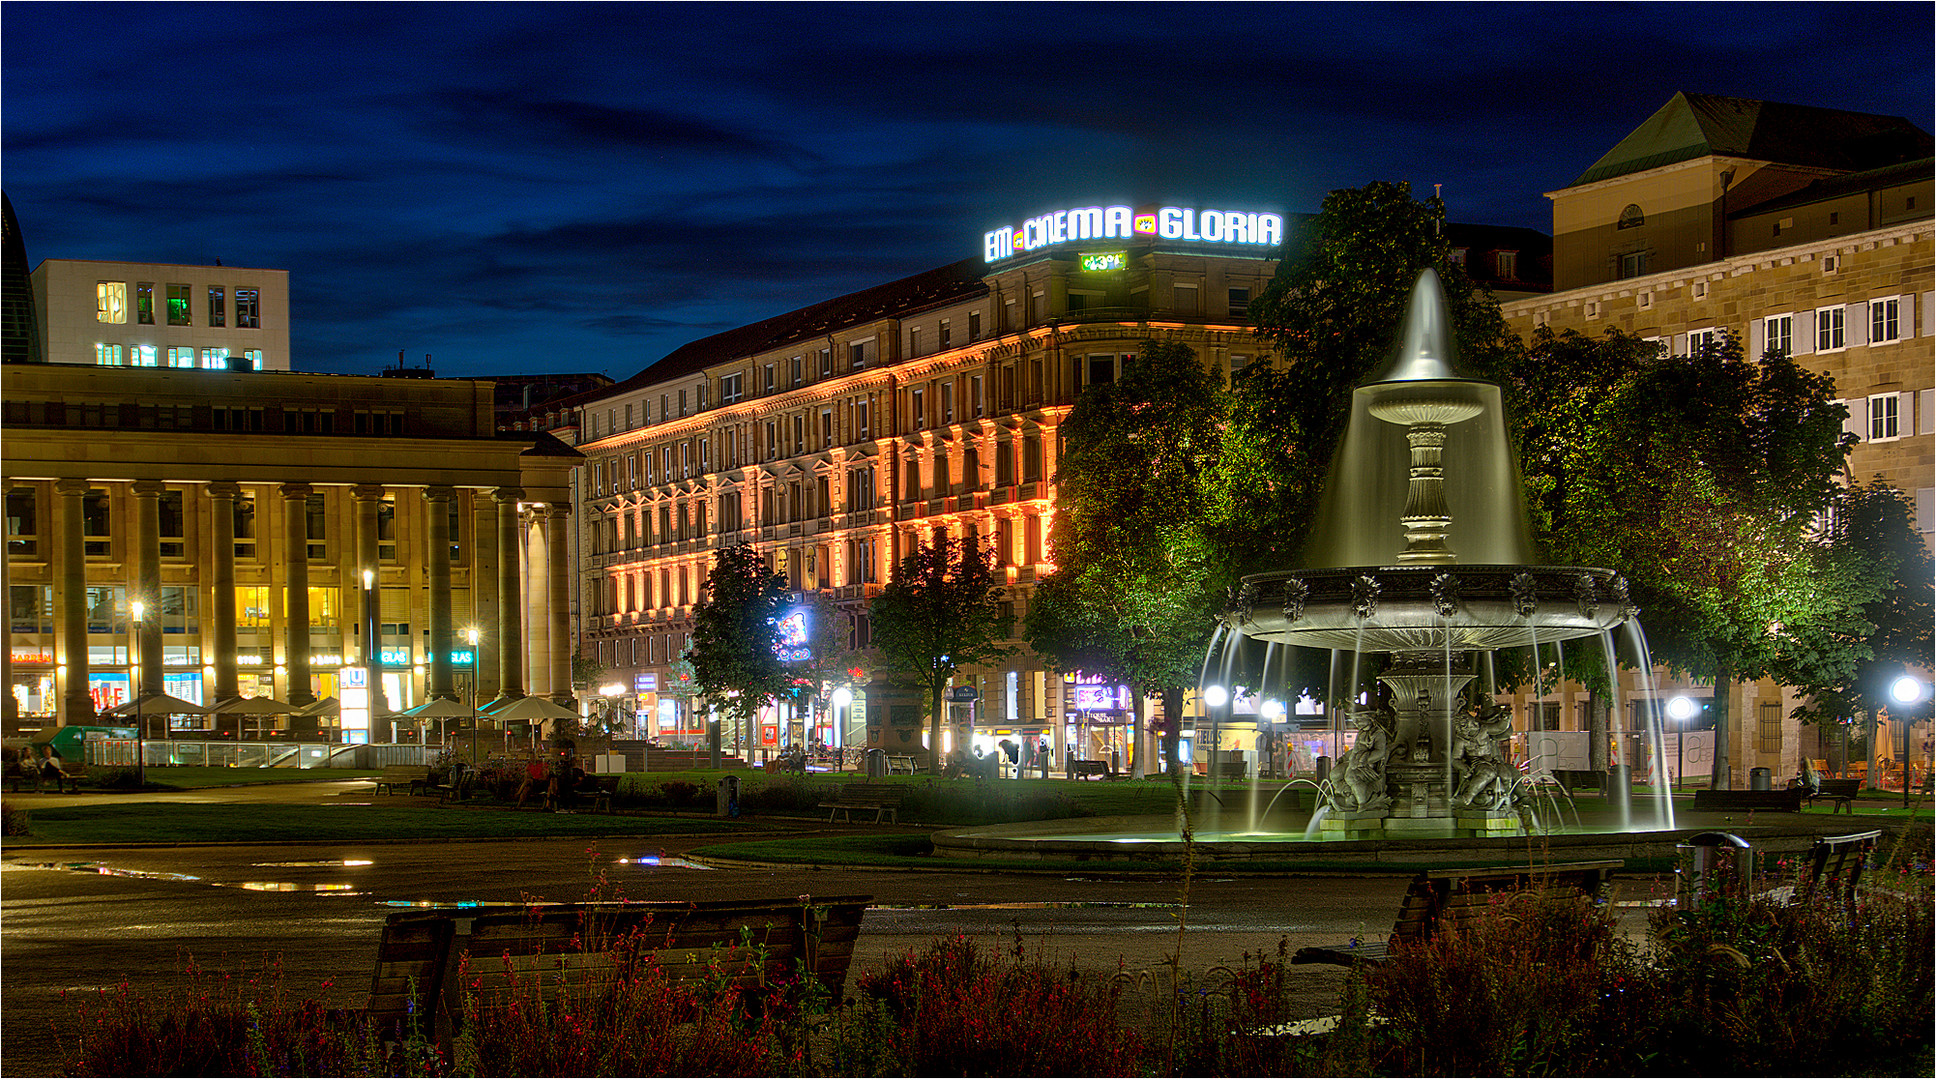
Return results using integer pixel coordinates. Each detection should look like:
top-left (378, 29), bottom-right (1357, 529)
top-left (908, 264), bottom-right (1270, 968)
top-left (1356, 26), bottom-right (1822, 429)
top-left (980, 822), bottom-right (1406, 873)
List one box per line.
top-left (984, 204), bottom-right (1283, 262)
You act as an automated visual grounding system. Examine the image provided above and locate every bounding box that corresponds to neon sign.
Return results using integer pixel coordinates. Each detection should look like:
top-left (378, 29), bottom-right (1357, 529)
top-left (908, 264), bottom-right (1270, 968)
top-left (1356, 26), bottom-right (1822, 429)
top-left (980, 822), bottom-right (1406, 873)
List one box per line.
top-left (1080, 252), bottom-right (1127, 272)
top-left (772, 608), bottom-right (811, 663)
top-left (984, 204), bottom-right (1283, 262)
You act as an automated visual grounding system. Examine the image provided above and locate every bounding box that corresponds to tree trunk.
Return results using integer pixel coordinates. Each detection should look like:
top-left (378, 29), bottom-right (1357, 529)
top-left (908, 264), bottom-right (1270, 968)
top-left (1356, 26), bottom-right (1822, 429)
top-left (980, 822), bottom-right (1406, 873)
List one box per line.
top-left (1586, 688), bottom-right (1609, 774)
top-left (1132, 692), bottom-right (1148, 779)
top-left (1709, 663), bottom-right (1734, 790)
top-left (1161, 686), bottom-right (1184, 786)
top-left (927, 684), bottom-right (945, 774)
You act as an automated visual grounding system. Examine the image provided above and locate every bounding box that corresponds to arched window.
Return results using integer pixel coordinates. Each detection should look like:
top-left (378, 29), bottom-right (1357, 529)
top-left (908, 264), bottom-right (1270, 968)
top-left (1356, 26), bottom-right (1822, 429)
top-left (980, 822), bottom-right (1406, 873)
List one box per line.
top-left (1617, 204), bottom-right (1645, 230)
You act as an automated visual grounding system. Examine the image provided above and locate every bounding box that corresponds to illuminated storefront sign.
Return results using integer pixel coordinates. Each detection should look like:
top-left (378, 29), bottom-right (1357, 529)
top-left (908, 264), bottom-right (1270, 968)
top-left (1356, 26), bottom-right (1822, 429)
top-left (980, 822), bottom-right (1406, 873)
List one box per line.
top-left (635, 673), bottom-right (658, 693)
top-left (1079, 252), bottom-right (1127, 272)
top-left (984, 204), bottom-right (1283, 262)
top-left (11, 647), bottom-right (53, 665)
top-left (340, 666), bottom-right (369, 744)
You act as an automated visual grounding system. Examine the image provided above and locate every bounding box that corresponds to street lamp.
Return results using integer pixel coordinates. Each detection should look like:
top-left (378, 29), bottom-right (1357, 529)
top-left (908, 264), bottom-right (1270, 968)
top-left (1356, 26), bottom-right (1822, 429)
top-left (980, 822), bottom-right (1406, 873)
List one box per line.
top-left (1890, 675), bottom-right (1927, 809)
top-left (830, 686), bottom-right (853, 758)
top-left (1667, 695), bottom-right (1698, 791)
top-left (362, 568), bottom-right (383, 743)
top-left (131, 600), bottom-right (146, 788)
top-left (465, 626), bottom-right (479, 761)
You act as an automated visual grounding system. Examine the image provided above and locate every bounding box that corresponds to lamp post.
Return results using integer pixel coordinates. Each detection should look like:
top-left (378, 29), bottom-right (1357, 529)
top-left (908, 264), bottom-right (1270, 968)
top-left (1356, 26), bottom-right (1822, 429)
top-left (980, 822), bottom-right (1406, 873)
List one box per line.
top-left (1890, 675), bottom-right (1927, 810)
top-left (1667, 695), bottom-right (1697, 792)
top-left (131, 600), bottom-right (146, 788)
top-left (362, 568), bottom-right (384, 743)
top-left (465, 626), bottom-right (479, 761)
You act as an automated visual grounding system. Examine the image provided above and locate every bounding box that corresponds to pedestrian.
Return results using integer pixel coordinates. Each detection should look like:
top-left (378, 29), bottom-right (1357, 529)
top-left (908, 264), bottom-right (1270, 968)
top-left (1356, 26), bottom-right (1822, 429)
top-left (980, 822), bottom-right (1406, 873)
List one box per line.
top-left (515, 756), bottom-right (547, 809)
top-left (40, 746), bottom-right (65, 794)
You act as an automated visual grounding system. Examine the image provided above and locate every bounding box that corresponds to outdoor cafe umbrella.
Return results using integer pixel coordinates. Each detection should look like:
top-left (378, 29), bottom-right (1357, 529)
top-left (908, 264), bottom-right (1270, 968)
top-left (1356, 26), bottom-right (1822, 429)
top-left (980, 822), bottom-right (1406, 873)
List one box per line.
top-left (290, 696), bottom-right (339, 717)
top-left (208, 695), bottom-right (295, 741)
top-left (481, 694), bottom-right (580, 746)
top-left (99, 693), bottom-right (210, 718)
top-left (385, 696), bottom-right (475, 745)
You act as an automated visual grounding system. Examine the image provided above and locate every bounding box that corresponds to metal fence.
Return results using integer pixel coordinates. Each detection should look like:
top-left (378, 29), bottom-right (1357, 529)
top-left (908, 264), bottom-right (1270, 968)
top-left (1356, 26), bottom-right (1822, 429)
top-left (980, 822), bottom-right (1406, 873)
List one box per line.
top-left (84, 740), bottom-right (434, 769)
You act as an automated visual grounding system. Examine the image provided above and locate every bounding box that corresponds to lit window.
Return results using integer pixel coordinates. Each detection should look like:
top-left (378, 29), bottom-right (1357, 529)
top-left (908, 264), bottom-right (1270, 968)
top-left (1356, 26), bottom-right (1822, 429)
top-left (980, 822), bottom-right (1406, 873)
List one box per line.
top-left (130, 345), bottom-right (157, 367)
top-left (1868, 394), bottom-right (1901, 441)
top-left (136, 283), bottom-right (155, 324)
top-left (235, 288), bottom-right (259, 328)
top-left (207, 286), bottom-right (225, 327)
top-left (1816, 307), bottom-right (1845, 351)
top-left (167, 346), bottom-right (196, 368)
top-left (1495, 251), bottom-right (1518, 280)
top-left (1764, 315), bottom-right (1792, 358)
top-left (96, 282), bottom-right (127, 323)
top-left (94, 343), bottom-right (124, 365)
top-left (1870, 298), bottom-right (1901, 344)
top-left (167, 284), bottom-right (191, 325)
top-left (242, 349), bottom-right (262, 370)
top-left (201, 347), bottom-right (230, 369)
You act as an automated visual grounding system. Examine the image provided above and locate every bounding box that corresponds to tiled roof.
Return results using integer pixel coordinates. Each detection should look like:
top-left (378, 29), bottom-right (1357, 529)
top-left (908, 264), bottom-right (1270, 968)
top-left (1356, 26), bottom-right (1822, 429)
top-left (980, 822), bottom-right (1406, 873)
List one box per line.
top-left (1729, 157), bottom-right (1936, 218)
top-left (1571, 93), bottom-right (1933, 187)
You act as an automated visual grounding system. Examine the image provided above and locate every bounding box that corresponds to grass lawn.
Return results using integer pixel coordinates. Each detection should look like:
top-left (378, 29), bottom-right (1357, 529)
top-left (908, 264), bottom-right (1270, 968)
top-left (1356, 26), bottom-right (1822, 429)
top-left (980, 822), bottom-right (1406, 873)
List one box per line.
top-left (7, 804), bottom-right (772, 845)
top-left (96, 766), bottom-right (380, 790)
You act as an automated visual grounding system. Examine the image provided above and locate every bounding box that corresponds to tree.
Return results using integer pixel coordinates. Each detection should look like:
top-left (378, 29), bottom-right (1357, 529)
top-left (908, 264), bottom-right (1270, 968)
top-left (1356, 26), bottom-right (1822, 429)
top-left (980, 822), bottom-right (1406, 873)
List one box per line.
top-left (684, 545), bottom-right (791, 769)
top-left (1786, 478), bottom-right (1936, 758)
top-left (780, 590), bottom-right (872, 748)
top-left (1538, 332), bottom-right (1858, 787)
top-left (1028, 339), bottom-right (1231, 783)
top-left (871, 536), bottom-right (1013, 771)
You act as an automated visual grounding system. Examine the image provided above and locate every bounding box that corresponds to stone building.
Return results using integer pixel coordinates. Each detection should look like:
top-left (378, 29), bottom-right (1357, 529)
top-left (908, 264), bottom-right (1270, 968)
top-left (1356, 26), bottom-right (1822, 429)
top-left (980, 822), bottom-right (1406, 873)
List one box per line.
top-left (3, 357), bottom-right (582, 737)
top-left (1499, 92), bottom-right (1934, 786)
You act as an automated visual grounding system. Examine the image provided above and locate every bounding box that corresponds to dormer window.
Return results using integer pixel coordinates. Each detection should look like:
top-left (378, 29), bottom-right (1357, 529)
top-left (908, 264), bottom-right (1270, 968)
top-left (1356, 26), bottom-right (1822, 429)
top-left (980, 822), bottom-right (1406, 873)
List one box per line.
top-left (1617, 204), bottom-right (1645, 230)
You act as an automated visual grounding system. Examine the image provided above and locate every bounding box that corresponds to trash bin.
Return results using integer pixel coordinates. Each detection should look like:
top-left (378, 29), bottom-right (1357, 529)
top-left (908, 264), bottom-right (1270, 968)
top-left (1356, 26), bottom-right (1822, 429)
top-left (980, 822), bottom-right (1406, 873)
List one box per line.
top-left (865, 748), bottom-right (887, 778)
top-left (1676, 831), bottom-right (1753, 907)
top-left (716, 775), bottom-right (740, 818)
top-left (1750, 767), bottom-right (1772, 791)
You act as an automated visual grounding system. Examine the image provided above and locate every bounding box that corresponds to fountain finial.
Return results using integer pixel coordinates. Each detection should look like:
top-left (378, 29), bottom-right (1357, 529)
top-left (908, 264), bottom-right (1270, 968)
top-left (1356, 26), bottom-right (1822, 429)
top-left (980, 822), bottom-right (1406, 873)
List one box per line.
top-left (1370, 269), bottom-right (1460, 383)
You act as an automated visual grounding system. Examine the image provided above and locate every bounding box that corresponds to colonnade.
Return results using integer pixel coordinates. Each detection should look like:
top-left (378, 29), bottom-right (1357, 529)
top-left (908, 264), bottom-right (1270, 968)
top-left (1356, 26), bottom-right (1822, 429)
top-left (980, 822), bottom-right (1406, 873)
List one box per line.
top-left (35, 478), bottom-right (575, 727)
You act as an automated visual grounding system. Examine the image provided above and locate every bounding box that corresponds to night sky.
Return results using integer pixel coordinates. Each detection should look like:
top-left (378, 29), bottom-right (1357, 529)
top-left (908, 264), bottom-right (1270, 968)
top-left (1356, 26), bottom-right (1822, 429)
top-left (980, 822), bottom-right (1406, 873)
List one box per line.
top-left (5, 3), bottom-right (1930, 380)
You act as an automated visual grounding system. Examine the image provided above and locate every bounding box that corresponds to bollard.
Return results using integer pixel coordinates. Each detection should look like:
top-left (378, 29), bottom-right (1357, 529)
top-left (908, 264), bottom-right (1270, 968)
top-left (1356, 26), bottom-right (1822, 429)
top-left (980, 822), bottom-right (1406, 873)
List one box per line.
top-left (1315, 755), bottom-right (1331, 784)
top-left (1676, 831), bottom-right (1752, 907)
top-left (716, 774), bottom-right (740, 818)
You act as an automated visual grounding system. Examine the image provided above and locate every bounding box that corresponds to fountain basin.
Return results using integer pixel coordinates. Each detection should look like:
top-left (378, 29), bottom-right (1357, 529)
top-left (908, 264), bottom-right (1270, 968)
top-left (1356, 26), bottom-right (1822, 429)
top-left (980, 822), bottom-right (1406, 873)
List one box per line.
top-left (1232, 564), bottom-right (1636, 652)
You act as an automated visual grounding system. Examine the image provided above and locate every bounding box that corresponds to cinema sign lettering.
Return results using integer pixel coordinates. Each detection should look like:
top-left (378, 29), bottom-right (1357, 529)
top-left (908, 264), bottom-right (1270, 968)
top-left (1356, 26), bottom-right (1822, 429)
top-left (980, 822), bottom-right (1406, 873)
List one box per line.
top-left (984, 204), bottom-right (1283, 262)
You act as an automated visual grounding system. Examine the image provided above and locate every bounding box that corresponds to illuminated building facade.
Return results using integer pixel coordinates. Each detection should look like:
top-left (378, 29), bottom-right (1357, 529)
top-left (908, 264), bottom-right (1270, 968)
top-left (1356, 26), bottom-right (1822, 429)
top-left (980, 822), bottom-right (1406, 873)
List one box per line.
top-left (2, 359), bottom-right (582, 738)
top-left (1499, 93), bottom-right (1934, 786)
top-left (30, 258), bottom-right (291, 372)
top-left (558, 206), bottom-right (1312, 762)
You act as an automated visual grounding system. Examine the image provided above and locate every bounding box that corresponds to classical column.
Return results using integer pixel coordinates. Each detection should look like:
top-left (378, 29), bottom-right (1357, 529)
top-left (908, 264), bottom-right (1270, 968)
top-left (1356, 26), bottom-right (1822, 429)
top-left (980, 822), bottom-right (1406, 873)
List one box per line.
top-left (545, 504), bottom-right (574, 704)
top-left (350, 485), bottom-right (385, 716)
top-left (54, 479), bottom-right (92, 725)
top-left (471, 490), bottom-right (500, 701)
top-left (206, 483), bottom-right (240, 702)
top-left (130, 481), bottom-right (164, 697)
top-left (494, 488), bottom-right (524, 700)
top-left (280, 484), bottom-right (314, 706)
top-left (526, 508), bottom-right (549, 696)
top-left (424, 486), bottom-right (455, 699)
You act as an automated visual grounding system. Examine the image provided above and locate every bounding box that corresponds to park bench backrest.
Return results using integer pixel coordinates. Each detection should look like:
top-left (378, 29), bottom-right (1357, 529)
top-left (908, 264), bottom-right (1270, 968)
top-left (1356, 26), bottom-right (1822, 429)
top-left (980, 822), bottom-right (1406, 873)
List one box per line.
top-left (1394, 861), bottom-right (1622, 942)
top-left (1798, 830), bottom-right (1880, 905)
top-left (839, 783), bottom-right (906, 803)
top-left (367, 896), bottom-right (868, 1046)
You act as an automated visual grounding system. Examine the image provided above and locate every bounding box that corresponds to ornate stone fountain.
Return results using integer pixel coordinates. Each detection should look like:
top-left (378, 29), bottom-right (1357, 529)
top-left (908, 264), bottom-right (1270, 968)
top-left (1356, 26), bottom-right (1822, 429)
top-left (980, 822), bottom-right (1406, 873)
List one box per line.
top-left (1219, 270), bottom-right (1636, 837)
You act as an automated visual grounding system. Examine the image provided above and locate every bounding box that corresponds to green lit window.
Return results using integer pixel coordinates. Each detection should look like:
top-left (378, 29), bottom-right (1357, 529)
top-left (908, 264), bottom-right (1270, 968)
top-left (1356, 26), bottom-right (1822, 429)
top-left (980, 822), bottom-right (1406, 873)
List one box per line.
top-left (167, 284), bottom-right (191, 325)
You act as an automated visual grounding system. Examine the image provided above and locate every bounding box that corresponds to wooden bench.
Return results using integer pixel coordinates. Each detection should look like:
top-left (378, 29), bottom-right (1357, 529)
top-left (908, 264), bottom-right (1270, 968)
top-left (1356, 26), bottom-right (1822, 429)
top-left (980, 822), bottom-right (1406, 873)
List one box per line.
top-left (1796, 829), bottom-right (1880, 905)
top-left (1290, 860), bottom-right (1622, 966)
top-left (820, 782), bottom-right (906, 824)
top-left (1690, 787), bottom-right (1804, 813)
top-left (1799, 778), bottom-right (1860, 813)
top-left (366, 895), bottom-right (869, 1047)
top-left (372, 764), bottom-right (433, 795)
top-left (1071, 758), bottom-right (1111, 780)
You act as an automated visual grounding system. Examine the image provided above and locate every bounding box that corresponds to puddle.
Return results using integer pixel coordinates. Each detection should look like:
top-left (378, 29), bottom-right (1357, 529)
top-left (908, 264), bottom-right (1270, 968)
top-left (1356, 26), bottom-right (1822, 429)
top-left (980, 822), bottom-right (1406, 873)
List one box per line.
top-left (869, 900), bottom-right (1177, 912)
top-left (252, 859), bottom-right (374, 868)
top-left (234, 881), bottom-right (361, 893)
top-left (31, 861), bottom-right (365, 897)
top-left (614, 855), bottom-right (710, 870)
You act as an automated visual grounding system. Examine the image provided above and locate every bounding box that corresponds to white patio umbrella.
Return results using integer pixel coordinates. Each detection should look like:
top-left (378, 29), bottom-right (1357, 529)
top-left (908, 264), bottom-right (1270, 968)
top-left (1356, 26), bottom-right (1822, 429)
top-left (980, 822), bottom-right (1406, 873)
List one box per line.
top-left (207, 695), bottom-right (296, 741)
top-left (482, 694), bottom-right (581, 747)
top-left (290, 696), bottom-right (339, 717)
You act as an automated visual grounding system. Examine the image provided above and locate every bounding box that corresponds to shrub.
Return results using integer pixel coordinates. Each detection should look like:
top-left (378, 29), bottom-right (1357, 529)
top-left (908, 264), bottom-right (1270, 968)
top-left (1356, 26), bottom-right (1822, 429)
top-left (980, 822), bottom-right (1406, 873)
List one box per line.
top-left (2, 799), bottom-right (27, 836)
top-left (737, 777), bottom-right (825, 816)
top-left (87, 765), bottom-right (142, 790)
top-left (848, 934), bottom-right (1142, 1075)
top-left (657, 779), bottom-right (702, 807)
top-left (894, 778), bottom-right (1083, 825)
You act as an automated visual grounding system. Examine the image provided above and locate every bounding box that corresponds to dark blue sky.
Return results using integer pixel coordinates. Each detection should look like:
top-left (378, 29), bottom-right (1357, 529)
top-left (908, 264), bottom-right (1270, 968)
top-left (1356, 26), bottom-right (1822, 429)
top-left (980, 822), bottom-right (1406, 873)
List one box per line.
top-left (6, 3), bottom-right (1931, 379)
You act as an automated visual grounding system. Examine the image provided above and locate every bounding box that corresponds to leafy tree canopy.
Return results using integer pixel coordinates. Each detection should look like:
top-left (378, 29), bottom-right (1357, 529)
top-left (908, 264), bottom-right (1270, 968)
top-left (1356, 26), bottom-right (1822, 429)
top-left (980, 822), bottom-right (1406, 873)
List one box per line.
top-left (684, 545), bottom-right (792, 735)
top-left (871, 536), bottom-right (1013, 768)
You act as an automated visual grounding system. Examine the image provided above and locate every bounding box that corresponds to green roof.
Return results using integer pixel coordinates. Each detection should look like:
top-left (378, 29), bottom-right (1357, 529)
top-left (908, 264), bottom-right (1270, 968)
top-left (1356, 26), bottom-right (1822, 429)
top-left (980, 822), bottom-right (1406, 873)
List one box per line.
top-left (1571, 92), bottom-right (1932, 187)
